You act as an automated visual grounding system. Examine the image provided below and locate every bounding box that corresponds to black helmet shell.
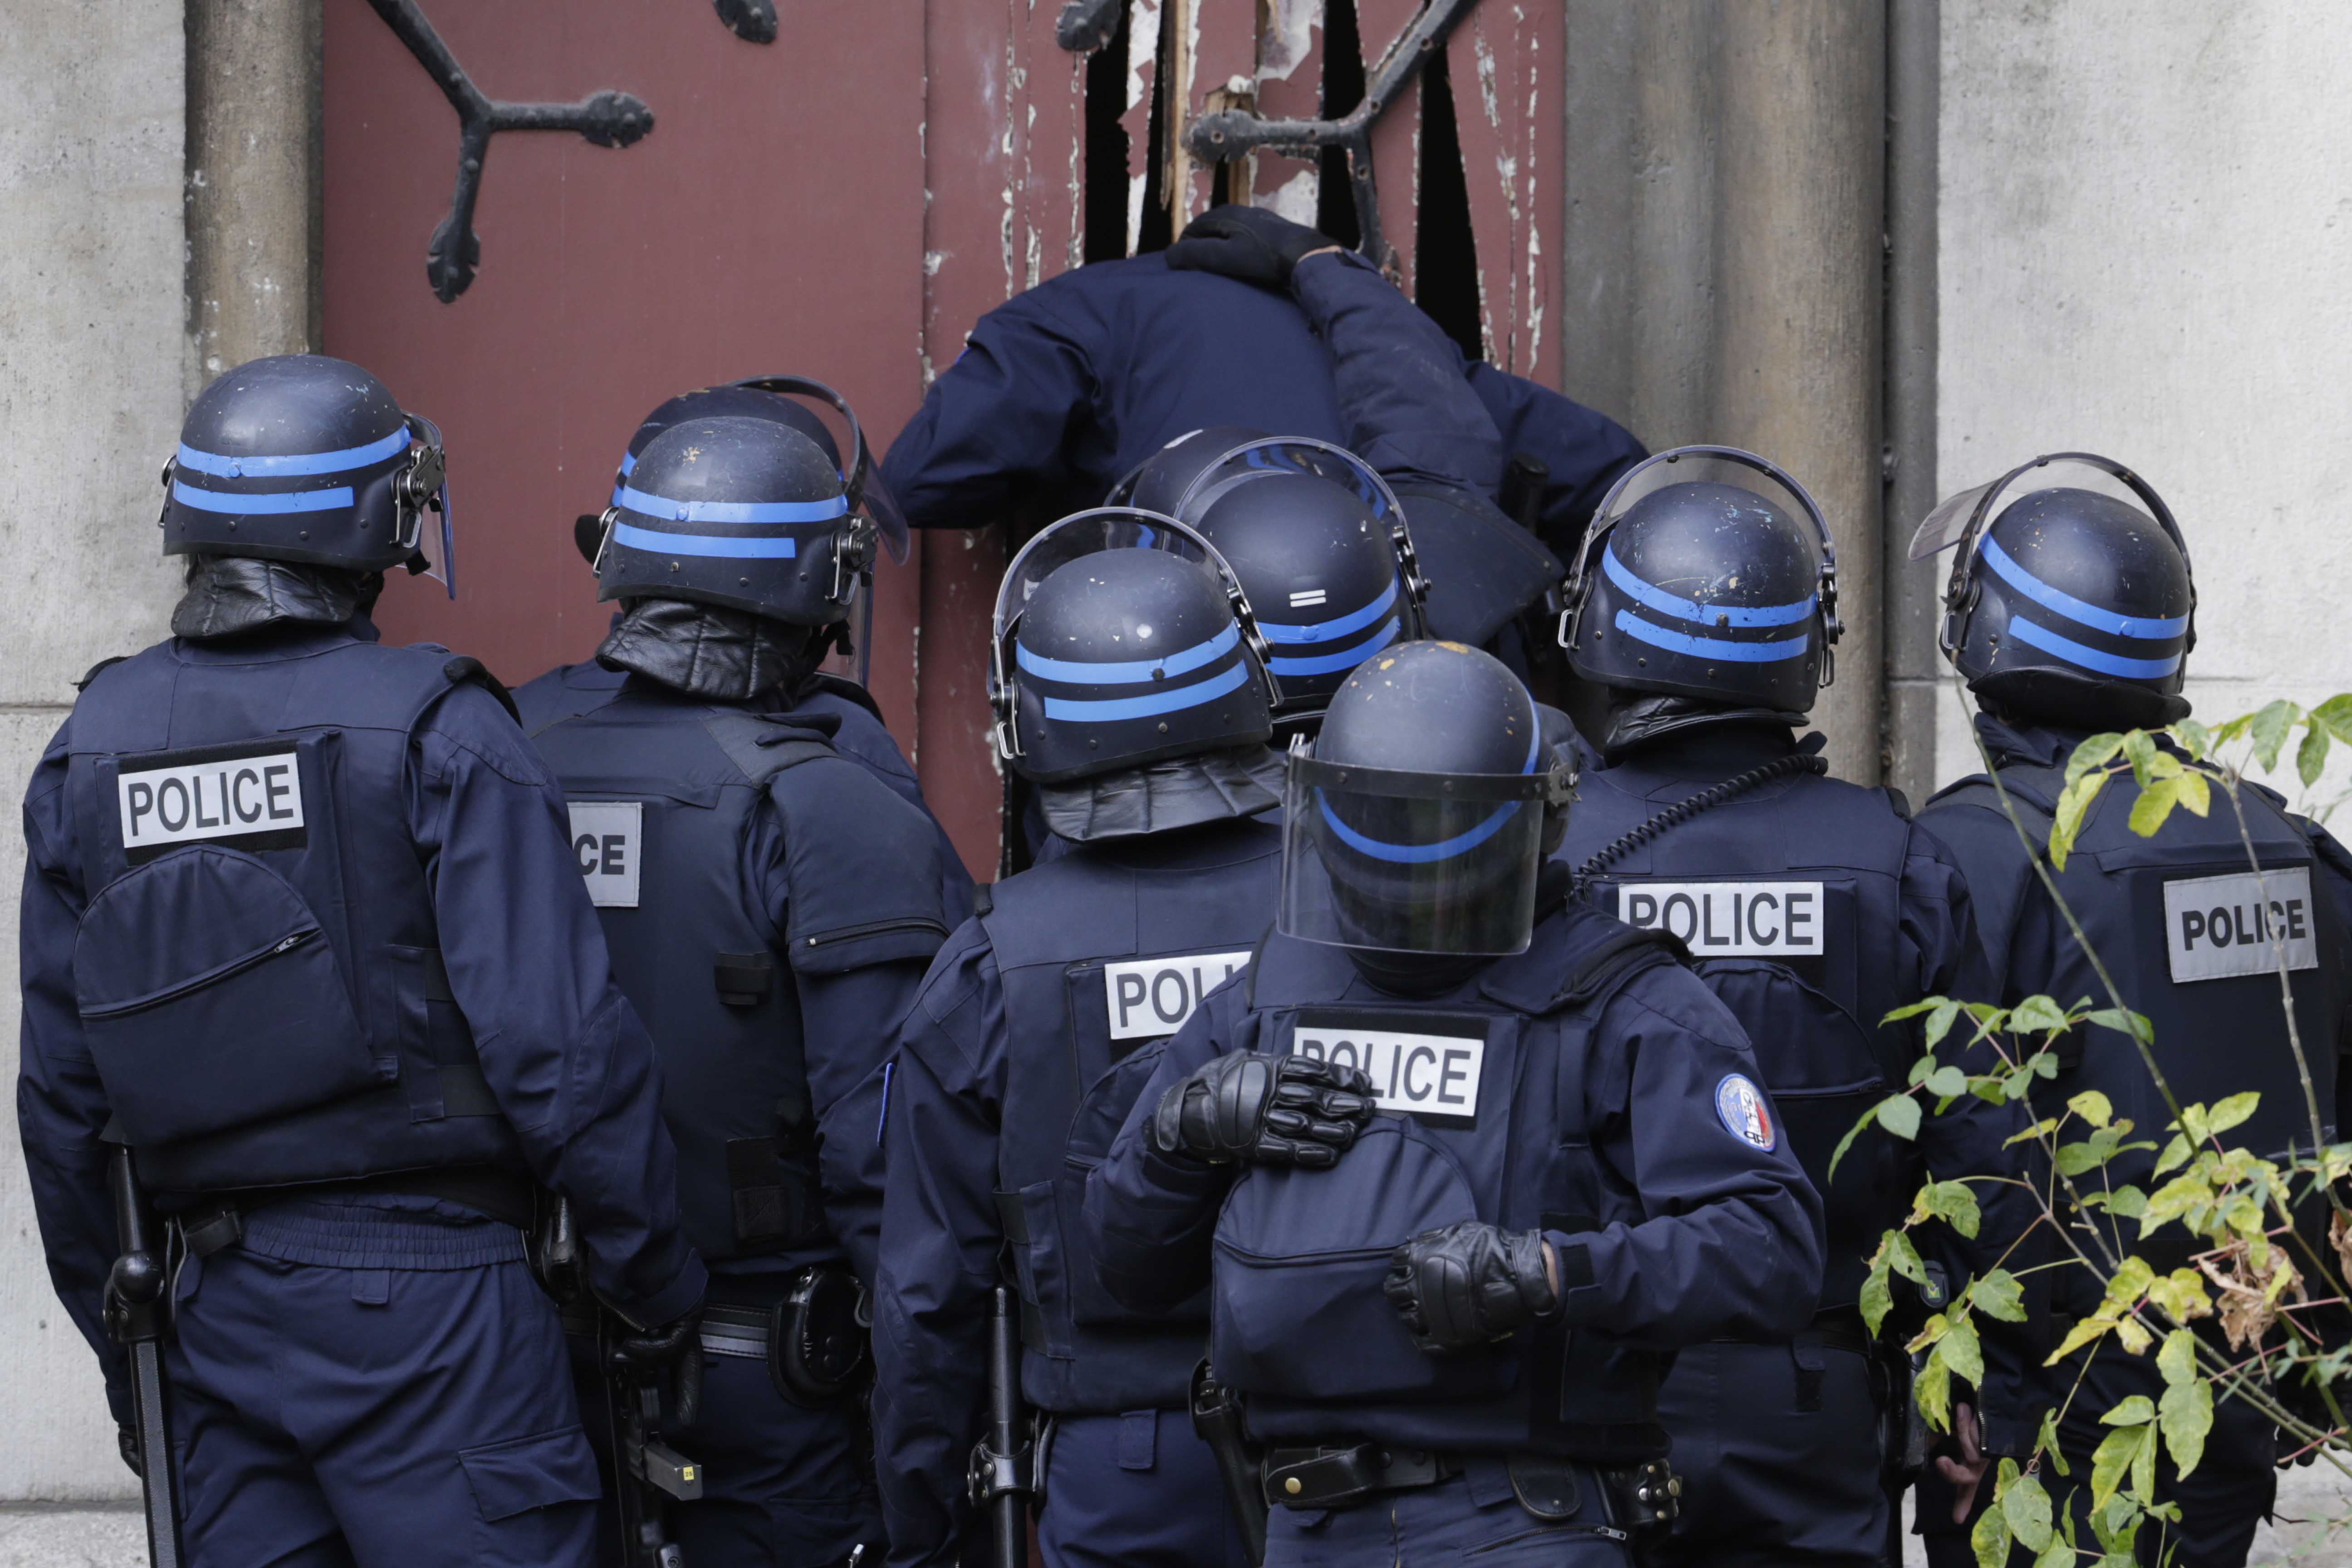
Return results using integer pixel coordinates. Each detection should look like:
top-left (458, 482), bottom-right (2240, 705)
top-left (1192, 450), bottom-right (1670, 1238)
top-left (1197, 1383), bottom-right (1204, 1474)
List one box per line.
top-left (163, 353), bottom-right (436, 573)
top-left (1112, 424), bottom-right (1271, 511)
top-left (596, 416), bottom-right (867, 625)
top-left (1008, 547), bottom-right (1273, 784)
top-left (612, 385), bottom-right (841, 504)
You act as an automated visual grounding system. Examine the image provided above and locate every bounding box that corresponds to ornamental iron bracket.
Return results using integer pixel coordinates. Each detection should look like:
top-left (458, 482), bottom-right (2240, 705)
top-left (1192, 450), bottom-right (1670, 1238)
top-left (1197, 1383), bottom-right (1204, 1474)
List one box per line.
top-left (1178, 0), bottom-right (1478, 271)
top-left (711, 0), bottom-right (779, 44)
top-left (364, 0), bottom-right (655, 302)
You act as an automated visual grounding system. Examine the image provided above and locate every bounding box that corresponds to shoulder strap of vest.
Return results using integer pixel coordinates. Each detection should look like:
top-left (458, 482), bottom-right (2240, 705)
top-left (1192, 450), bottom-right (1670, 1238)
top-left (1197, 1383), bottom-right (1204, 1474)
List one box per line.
top-left (699, 709), bottom-right (842, 785)
top-left (796, 671), bottom-right (888, 726)
top-left (439, 656), bottom-right (519, 726)
top-left (1928, 769), bottom-right (2060, 852)
top-left (1882, 784), bottom-right (1913, 821)
top-left (971, 882), bottom-right (995, 918)
top-left (1558, 926), bottom-right (1691, 1008)
top-left (74, 655), bottom-right (129, 693)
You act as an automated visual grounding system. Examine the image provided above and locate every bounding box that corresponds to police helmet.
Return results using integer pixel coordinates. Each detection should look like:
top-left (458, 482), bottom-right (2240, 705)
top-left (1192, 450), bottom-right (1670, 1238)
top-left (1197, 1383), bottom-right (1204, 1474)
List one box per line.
top-left (1106, 424), bottom-right (1271, 512)
top-left (1387, 479), bottom-right (1563, 649)
top-left (1558, 446), bottom-right (1840, 715)
top-left (990, 508), bottom-right (1279, 784)
top-left (1171, 438), bottom-right (1430, 732)
top-left (1910, 453), bottom-right (2194, 728)
top-left (594, 413), bottom-right (877, 625)
top-left (162, 354), bottom-right (452, 593)
top-left (1279, 641), bottom-right (1572, 957)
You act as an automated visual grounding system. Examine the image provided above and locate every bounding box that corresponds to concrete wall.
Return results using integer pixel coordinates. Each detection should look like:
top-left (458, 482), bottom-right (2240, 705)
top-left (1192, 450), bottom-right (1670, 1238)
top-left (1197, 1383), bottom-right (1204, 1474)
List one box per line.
top-left (0, 0), bottom-right (190, 1516)
top-left (1931, 0), bottom-right (2352, 805)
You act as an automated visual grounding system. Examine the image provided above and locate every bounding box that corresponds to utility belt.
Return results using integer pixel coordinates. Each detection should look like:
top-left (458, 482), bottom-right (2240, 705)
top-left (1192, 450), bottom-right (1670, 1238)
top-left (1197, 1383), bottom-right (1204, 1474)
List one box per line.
top-left (563, 1264), bottom-right (870, 1406)
top-left (170, 1164), bottom-right (537, 1258)
top-left (1709, 1304), bottom-right (1885, 1419)
top-left (1259, 1442), bottom-right (1677, 1534)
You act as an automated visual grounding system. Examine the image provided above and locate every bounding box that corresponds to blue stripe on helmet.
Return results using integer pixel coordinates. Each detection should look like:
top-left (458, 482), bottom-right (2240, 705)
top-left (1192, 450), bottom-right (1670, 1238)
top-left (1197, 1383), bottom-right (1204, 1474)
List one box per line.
top-left (617, 484), bottom-right (849, 524)
top-left (176, 426), bottom-right (412, 479)
top-left (172, 479), bottom-right (352, 514)
top-left (1612, 609), bottom-right (1810, 663)
top-left (1269, 617), bottom-right (1398, 677)
top-left (1981, 534), bottom-right (2189, 641)
top-left (1316, 794), bottom-right (1523, 864)
top-left (1017, 622), bottom-right (1239, 684)
top-left (2006, 614), bottom-right (2182, 680)
top-left (1602, 544), bottom-right (1816, 628)
top-left (610, 520), bottom-right (798, 559)
top-left (618, 451), bottom-right (638, 476)
top-left (1260, 578), bottom-right (1401, 644)
top-left (1039, 660), bottom-right (1250, 722)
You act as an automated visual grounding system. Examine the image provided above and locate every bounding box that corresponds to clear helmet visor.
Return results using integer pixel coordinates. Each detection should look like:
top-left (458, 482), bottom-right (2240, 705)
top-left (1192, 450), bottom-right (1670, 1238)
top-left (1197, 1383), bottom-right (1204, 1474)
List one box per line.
top-left (1572, 445), bottom-right (1831, 598)
top-left (1278, 748), bottom-right (1556, 956)
top-left (1171, 436), bottom-right (1409, 525)
top-left (1908, 453), bottom-right (2180, 562)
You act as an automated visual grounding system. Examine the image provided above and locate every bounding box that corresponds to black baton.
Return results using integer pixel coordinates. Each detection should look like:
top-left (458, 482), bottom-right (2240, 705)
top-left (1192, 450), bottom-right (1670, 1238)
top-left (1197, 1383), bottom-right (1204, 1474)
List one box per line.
top-left (106, 1146), bottom-right (182, 1568)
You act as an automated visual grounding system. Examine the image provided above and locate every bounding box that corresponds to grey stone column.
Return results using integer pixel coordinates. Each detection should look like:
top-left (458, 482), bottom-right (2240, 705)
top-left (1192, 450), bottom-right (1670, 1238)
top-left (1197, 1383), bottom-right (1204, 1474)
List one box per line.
top-left (1563, 0), bottom-right (1888, 781)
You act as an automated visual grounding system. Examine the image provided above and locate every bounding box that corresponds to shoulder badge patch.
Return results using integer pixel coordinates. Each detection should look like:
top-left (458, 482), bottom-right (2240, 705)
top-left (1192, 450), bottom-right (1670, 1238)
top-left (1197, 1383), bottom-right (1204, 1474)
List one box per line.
top-left (1714, 1073), bottom-right (1776, 1152)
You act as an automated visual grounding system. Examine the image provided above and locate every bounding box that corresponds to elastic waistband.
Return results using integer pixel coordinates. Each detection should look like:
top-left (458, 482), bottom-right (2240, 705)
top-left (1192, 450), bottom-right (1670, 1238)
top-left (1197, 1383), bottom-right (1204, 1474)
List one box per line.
top-left (226, 1199), bottom-right (529, 1271)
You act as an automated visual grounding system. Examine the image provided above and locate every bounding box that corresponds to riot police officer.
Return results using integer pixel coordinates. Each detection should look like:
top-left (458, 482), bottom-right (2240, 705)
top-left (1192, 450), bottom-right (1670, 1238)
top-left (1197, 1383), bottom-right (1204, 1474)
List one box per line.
top-left (1083, 640), bottom-right (1823, 1567)
top-left (1909, 456), bottom-right (2352, 1567)
top-left (1553, 447), bottom-right (2032, 1565)
top-left (870, 508), bottom-right (1287, 1568)
top-left (529, 387), bottom-right (966, 1567)
top-left (17, 353), bottom-right (704, 1567)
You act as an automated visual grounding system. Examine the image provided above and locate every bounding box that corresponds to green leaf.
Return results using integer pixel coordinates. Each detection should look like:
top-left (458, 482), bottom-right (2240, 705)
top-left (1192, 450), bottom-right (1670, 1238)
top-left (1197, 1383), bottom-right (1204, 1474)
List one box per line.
top-left (1860, 1247), bottom-right (1894, 1338)
top-left (1884, 999), bottom-right (1943, 1023)
top-left (1914, 1179), bottom-right (1983, 1240)
top-left (2159, 1377), bottom-right (2214, 1481)
top-left (2127, 774), bottom-right (2180, 838)
top-left (2169, 719), bottom-right (2214, 760)
top-left (1940, 1312), bottom-right (1986, 1387)
top-left (1971, 1492), bottom-right (2014, 1568)
top-left (2004, 1470), bottom-right (2055, 1554)
top-left (2056, 1141), bottom-right (2109, 1176)
top-left (1827, 1100), bottom-right (1880, 1182)
top-left (2031, 1540), bottom-right (2072, 1568)
top-left (2050, 770), bottom-right (2107, 869)
top-left (2089, 1423), bottom-right (2143, 1512)
top-left (1914, 1344), bottom-right (1952, 1432)
top-left (1925, 1064), bottom-right (1970, 1098)
top-left (2205, 1091), bottom-right (2260, 1136)
top-left (2311, 694), bottom-right (2352, 745)
top-left (2084, 1007), bottom-right (2154, 1044)
top-left (2156, 1328), bottom-right (2197, 1388)
top-left (2100, 1395), bottom-right (2156, 1426)
top-left (2069, 1089), bottom-right (2115, 1127)
top-left (2066, 732), bottom-right (2128, 785)
top-left (2122, 730), bottom-right (2160, 786)
top-left (1876, 1093), bottom-right (1924, 1141)
top-left (2106, 1185), bottom-right (2149, 1220)
top-left (1970, 1268), bottom-right (2029, 1323)
top-left (2011, 995), bottom-right (2071, 1034)
top-left (2299, 720), bottom-right (2332, 789)
top-left (2152, 1134), bottom-right (2192, 1177)
top-left (2036, 1407), bottom-right (2071, 1476)
top-left (2174, 768), bottom-right (2212, 818)
top-left (2251, 700), bottom-right (2302, 773)
top-left (1924, 997), bottom-right (1962, 1051)
top-left (1885, 1229), bottom-right (1927, 1286)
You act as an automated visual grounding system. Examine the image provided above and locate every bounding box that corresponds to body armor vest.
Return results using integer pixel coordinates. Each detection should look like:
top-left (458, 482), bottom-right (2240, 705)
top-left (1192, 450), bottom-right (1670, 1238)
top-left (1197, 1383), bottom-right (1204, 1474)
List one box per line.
top-left (1929, 754), bottom-right (2351, 1286)
top-left (1220, 908), bottom-right (1682, 1462)
top-left (532, 686), bottom-right (950, 1266)
top-left (1565, 752), bottom-right (1926, 1310)
top-left (63, 635), bottom-right (521, 1194)
top-left (981, 818), bottom-right (1283, 1414)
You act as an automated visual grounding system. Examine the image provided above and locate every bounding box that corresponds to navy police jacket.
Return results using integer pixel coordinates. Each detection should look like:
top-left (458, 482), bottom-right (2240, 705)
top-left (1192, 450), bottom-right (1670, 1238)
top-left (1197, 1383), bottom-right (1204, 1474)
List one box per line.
top-left (1562, 724), bottom-right (2043, 1449)
top-left (530, 677), bottom-right (967, 1289)
top-left (880, 252), bottom-right (1645, 544)
top-left (871, 816), bottom-right (1282, 1568)
top-left (18, 621), bottom-right (704, 1414)
top-left (1923, 714), bottom-right (2352, 1332)
top-left (1082, 894), bottom-right (1823, 1461)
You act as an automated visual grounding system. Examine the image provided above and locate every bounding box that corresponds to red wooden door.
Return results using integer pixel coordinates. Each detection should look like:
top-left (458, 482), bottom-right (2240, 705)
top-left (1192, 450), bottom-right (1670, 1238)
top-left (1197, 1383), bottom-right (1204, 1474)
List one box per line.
top-left (324, 0), bottom-right (1561, 878)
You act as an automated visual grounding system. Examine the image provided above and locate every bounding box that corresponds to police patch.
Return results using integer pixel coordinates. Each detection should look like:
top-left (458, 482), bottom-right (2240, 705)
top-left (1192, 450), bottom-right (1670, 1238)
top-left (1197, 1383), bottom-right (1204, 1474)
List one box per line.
top-left (1714, 1073), bottom-right (1776, 1151)
top-left (115, 741), bottom-right (306, 864)
top-left (567, 801), bottom-right (643, 909)
top-left (1103, 950), bottom-right (1254, 1042)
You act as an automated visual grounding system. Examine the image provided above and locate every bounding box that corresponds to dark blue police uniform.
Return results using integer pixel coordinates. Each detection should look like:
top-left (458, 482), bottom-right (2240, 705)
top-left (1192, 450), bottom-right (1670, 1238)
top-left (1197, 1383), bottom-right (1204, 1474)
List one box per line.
top-left (1565, 723), bottom-right (2035, 1565)
top-left (1083, 896), bottom-right (1825, 1568)
top-left (1917, 712), bottom-right (2352, 1567)
top-left (531, 677), bottom-right (967, 1567)
top-left (872, 821), bottom-right (1281, 1568)
top-left (19, 619), bottom-right (704, 1568)
top-left (878, 253), bottom-right (1642, 539)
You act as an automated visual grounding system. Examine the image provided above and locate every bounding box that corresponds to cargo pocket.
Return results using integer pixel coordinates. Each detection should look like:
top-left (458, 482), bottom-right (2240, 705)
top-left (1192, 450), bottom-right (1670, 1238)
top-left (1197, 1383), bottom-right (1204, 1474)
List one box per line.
top-left (74, 846), bottom-right (380, 1146)
top-left (459, 1425), bottom-right (601, 1566)
top-left (1212, 1122), bottom-right (1514, 1402)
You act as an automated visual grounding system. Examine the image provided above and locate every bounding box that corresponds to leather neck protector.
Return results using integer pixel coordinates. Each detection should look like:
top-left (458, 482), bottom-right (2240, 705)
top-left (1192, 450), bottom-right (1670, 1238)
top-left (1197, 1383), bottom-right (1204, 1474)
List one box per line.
top-left (597, 598), bottom-right (824, 702)
top-left (1038, 745), bottom-right (1287, 843)
top-left (172, 556), bottom-right (382, 642)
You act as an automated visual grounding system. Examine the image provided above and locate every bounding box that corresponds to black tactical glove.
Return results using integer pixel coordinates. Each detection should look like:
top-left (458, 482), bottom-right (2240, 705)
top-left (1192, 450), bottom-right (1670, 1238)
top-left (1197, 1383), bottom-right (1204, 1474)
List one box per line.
top-left (1164, 206), bottom-right (1339, 289)
top-left (117, 1422), bottom-right (142, 1478)
top-left (1150, 1051), bottom-right (1374, 1169)
top-left (609, 1305), bottom-right (706, 1429)
top-left (1385, 1221), bottom-right (1559, 1354)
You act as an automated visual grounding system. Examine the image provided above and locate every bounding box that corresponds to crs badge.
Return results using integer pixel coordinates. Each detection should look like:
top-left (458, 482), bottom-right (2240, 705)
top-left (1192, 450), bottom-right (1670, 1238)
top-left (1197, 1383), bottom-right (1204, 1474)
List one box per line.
top-left (1714, 1073), bottom-right (1776, 1152)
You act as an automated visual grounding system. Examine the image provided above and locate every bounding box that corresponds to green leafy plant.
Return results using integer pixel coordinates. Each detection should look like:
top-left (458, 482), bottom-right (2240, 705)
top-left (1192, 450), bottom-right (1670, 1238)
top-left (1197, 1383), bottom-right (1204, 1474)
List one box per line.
top-left (1829, 689), bottom-right (2352, 1564)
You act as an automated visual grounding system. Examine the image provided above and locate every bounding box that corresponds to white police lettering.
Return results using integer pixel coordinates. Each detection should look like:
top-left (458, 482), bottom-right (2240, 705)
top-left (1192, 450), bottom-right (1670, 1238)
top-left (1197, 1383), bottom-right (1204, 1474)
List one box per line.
top-left (567, 801), bottom-right (643, 908)
top-left (1103, 950), bottom-right (1254, 1041)
top-left (1616, 880), bottom-right (1825, 956)
top-left (1291, 1023), bottom-right (1486, 1125)
top-left (117, 749), bottom-right (303, 853)
top-left (2162, 868), bottom-right (2318, 983)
